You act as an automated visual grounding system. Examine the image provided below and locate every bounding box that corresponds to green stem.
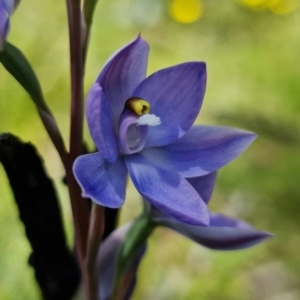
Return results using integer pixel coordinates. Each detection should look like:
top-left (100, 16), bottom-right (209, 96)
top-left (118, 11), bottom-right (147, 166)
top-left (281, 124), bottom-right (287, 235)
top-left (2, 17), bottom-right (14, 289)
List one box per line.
top-left (83, 0), bottom-right (99, 28)
top-left (37, 109), bottom-right (68, 167)
top-left (111, 213), bottom-right (156, 300)
top-left (82, 0), bottom-right (101, 67)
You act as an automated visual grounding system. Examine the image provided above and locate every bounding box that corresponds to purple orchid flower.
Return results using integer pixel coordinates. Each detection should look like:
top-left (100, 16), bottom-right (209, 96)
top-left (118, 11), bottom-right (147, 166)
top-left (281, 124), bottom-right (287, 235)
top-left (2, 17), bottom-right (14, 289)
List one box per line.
top-left (97, 217), bottom-right (270, 300)
top-left (97, 173), bottom-right (271, 299)
top-left (97, 223), bottom-right (146, 300)
top-left (0, 0), bottom-right (19, 50)
top-left (73, 35), bottom-right (257, 226)
top-left (150, 172), bottom-right (272, 250)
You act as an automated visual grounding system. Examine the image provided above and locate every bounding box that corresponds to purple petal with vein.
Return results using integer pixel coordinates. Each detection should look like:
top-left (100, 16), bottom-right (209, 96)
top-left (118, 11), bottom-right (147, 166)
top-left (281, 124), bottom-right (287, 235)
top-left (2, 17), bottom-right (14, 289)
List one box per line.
top-left (125, 153), bottom-right (210, 226)
top-left (97, 35), bottom-right (149, 125)
top-left (73, 153), bottom-right (127, 208)
top-left (86, 84), bottom-right (119, 162)
top-left (133, 62), bottom-right (206, 147)
top-left (152, 211), bottom-right (272, 250)
top-left (187, 172), bottom-right (217, 204)
top-left (141, 125), bottom-right (257, 177)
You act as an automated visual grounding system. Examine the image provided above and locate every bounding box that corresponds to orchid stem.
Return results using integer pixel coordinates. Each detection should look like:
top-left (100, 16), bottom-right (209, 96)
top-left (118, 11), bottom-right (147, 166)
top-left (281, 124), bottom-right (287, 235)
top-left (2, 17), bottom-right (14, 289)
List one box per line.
top-left (65, 0), bottom-right (90, 298)
top-left (85, 204), bottom-right (105, 300)
top-left (37, 109), bottom-right (68, 168)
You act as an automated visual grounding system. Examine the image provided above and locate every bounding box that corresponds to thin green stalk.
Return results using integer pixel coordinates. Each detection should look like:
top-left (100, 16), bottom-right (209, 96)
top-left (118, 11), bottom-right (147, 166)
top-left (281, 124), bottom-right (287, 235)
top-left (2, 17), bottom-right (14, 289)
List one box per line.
top-left (111, 213), bottom-right (156, 300)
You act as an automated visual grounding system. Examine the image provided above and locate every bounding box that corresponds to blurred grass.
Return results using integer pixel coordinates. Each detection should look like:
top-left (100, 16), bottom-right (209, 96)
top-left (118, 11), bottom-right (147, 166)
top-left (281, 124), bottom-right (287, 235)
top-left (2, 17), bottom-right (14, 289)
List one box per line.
top-left (1, 0), bottom-right (300, 299)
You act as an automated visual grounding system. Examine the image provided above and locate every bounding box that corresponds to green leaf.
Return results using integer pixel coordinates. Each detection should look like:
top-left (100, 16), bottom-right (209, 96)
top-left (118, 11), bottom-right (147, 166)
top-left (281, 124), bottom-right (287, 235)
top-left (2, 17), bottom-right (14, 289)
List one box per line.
top-left (0, 42), bottom-right (49, 113)
top-left (0, 43), bottom-right (67, 162)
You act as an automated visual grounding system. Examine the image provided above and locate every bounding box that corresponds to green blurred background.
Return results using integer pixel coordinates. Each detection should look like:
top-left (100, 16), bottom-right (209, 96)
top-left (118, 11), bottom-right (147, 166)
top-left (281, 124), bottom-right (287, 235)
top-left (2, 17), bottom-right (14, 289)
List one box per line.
top-left (1, 0), bottom-right (300, 299)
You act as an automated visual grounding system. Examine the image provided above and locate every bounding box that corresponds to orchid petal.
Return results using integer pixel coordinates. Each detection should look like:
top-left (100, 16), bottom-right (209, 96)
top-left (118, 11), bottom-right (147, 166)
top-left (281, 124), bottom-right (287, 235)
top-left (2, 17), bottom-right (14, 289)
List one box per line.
top-left (153, 212), bottom-right (272, 250)
top-left (97, 35), bottom-right (149, 125)
top-left (133, 62), bottom-right (206, 147)
top-left (125, 153), bottom-right (210, 226)
top-left (142, 125), bottom-right (257, 177)
top-left (187, 172), bottom-right (217, 204)
top-left (73, 153), bottom-right (127, 208)
top-left (86, 84), bottom-right (119, 162)
top-left (98, 223), bottom-right (146, 300)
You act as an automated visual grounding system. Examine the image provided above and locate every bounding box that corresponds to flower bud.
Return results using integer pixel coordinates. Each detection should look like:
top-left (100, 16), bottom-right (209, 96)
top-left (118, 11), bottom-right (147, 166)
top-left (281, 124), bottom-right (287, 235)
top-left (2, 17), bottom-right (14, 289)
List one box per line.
top-left (0, 0), bottom-right (20, 51)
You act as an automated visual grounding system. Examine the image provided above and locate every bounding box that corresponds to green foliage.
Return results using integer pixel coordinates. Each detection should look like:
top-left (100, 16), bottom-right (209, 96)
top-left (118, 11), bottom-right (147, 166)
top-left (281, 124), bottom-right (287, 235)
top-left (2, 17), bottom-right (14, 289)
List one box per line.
top-left (0, 43), bottom-right (47, 113)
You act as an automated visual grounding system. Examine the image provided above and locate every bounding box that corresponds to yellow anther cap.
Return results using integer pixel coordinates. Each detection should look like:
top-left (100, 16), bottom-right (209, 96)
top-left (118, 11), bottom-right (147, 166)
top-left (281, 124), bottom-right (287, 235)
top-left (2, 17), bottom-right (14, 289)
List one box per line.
top-left (125, 97), bottom-right (151, 116)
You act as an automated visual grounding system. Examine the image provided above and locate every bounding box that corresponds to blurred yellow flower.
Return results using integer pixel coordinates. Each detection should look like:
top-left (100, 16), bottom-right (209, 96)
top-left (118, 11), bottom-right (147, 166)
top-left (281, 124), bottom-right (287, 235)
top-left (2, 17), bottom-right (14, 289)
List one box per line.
top-left (240, 0), bottom-right (299, 14)
top-left (169, 0), bottom-right (204, 24)
top-left (268, 0), bottom-right (299, 14)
